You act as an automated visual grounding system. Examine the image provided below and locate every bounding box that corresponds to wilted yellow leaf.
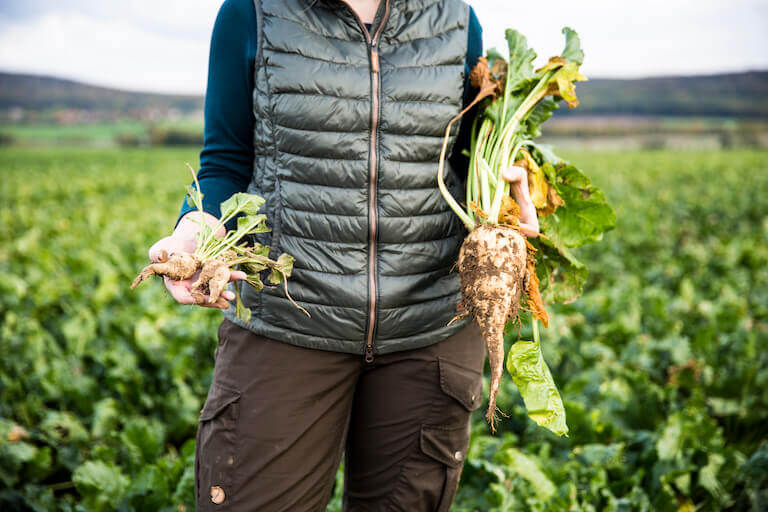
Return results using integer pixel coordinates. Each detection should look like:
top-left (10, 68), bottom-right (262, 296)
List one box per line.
top-left (516, 149), bottom-right (564, 217)
top-left (497, 195), bottom-right (520, 226)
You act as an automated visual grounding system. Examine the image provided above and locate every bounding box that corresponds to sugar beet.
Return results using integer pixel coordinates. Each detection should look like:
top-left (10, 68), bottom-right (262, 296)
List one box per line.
top-left (457, 223), bottom-right (527, 431)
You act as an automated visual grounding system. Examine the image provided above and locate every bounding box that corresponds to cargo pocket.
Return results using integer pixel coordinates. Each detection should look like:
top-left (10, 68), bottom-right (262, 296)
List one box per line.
top-left (430, 357), bottom-right (483, 511)
top-left (420, 423), bottom-right (472, 512)
top-left (413, 357), bottom-right (481, 511)
top-left (386, 357), bottom-right (482, 511)
top-left (438, 356), bottom-right (483, 415)
top-left (196, 381), bottom-right (241, 509)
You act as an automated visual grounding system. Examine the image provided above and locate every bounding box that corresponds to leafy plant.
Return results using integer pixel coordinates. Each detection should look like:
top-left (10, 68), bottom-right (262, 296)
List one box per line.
top-left (437, 27), bottom-right (615, 435)
top-left (131, 163), bottom-right (308, 321)
top-left (1, 143), bottom-right (766, 512)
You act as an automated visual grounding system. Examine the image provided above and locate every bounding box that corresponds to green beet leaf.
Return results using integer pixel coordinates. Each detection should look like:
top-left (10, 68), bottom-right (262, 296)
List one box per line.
top-left (540, 162), bottom-right (617, 248)
top-left (219, 192), bottom-right (265, 219)
top-left (560, 26), bottom-right (585, 66)
top-left (72, 460), bottom-right (130, 511)
top-left (245, 273), bottom-right (264, 290)
top-left (533, 237), bottom-right (589, 304)
top-left (237, 213), bottom-right (269, 234)
top-left (506, 337), bottom-right (569, 437)
top-left (504, 29), bottom-right (538, 93)
top-left (268, 253), bottom-right (295, 285)
top-left (494, 447), bottom-right (557, 500)
top-left (235, 292), bottom-right (252, 322)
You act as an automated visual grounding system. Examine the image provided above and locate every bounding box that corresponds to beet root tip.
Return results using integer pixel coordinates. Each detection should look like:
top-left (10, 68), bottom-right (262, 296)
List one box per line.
top-left (131, 266), bottom-right (157, 290)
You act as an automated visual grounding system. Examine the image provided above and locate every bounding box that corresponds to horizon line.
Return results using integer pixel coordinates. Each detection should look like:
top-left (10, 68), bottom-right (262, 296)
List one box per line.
top-left (2, 67), bottom-right (767, 99)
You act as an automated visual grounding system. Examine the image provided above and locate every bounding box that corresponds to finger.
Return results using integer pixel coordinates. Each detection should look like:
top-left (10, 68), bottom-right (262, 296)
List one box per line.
top-left (149, 236), bottom-right (197, 262)
top-left (222, 290), bottom-right (235, 301)
top-left (501, 165), bottom-right (526, 184)
top-left (149, 238), bottom-right (179, 262)
top-left (149, 238), bottom-right (168, 262)
top-left (229, 270), bottom-right (247, 282)
top-left (201, 297), bottom-right (231, 310)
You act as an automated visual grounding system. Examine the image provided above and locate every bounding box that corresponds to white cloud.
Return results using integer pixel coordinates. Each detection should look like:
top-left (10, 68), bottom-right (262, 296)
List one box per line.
top-left (0, 0), bottom-right (765, 94)
top-left (469, 0), bottom-right (768, 78)
top-left (0, 12), bottom-right (211, 94)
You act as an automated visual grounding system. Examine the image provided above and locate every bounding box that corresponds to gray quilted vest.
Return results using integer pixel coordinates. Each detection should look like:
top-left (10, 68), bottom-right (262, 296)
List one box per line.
top-left (224, 0), bottom-right (473, 358)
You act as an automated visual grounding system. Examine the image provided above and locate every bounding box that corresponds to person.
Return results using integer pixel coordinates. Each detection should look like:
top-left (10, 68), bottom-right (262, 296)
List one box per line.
top-left (147, 0), bottom-right (538, 510)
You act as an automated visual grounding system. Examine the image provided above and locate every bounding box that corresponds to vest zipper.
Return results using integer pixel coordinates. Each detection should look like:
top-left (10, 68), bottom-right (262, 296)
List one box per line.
top-left (344, 0), bottom-right (390, 364)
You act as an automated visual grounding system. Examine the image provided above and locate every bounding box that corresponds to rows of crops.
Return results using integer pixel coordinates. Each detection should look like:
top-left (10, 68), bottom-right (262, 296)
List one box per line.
top-left (1, 147), bottom-right (767, 511)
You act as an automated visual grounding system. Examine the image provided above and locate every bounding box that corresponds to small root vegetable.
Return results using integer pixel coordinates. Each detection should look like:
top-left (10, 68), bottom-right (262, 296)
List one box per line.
top-left (132, 250), bottom-right (233, 305)
top-left (130, 252), bottom-right (199, 290)
top-left (191, 259), bottom-right (231, 303)
top-left (132, 166), bottom-right (307, 320)
top-left (457, 223), bottom-right (527, 431)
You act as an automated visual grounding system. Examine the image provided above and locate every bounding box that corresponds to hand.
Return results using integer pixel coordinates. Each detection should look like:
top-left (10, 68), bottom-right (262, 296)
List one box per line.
top-left (147, 212), bottom-right (247, 310)
top-left (501, 165), bottom-right (540, 237)
top-left (148, 234), bottom-right (246, 309)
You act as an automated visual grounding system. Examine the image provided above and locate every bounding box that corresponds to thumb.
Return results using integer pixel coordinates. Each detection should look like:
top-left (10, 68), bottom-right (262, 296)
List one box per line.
top-left (502, 165), bottom-right (526, 184)
top-left (148, 237), bottom-right (187, 263)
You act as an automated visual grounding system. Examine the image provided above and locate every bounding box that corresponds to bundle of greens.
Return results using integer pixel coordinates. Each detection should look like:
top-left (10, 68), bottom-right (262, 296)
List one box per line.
top-left (438, 27), bottom-right (615, 435)
top-left (131, 164), bottom-right (309, 321)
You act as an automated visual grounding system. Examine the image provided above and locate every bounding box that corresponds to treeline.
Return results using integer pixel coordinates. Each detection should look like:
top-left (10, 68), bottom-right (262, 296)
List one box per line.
top-left (555, 70), bottom-right (768, 118)
top-left (114, 126), bottom-right (203, 147)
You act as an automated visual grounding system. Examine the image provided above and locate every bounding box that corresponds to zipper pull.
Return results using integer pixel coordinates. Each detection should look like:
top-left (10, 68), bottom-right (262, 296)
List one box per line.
top-left (371, 46), bottom-right (380, 73)
top-left (364, 344), bottom-right (375, 363)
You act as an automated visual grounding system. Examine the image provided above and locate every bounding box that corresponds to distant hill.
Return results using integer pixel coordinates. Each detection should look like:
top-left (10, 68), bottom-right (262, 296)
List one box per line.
top-left (1, 69), bottom-right (766, 118)
top-left (0, 72), bottom-right (202, 115)
top-left (559, 70), bottom-right (768, 118)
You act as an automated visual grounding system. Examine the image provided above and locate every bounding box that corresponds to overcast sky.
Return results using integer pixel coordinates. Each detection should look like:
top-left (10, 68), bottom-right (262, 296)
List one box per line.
top-left (0, 0), bottom-right (766, 94)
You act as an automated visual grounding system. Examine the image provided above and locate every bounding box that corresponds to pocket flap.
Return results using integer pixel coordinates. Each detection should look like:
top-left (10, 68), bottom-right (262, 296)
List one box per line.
top-left (420, 423), bottom-right (470, 468)
top-left (199, 382), bottom-right (241, 421)
top-left (438, 356), bottom-right (483, 412)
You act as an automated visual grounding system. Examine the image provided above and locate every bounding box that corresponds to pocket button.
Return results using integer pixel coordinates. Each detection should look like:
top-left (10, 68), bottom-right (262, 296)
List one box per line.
top-left (210, 486), bottom-right (226, 504)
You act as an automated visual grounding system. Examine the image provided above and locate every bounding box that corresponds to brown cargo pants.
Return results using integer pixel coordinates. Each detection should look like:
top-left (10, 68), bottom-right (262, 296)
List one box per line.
top-left (194, 317), bottom-right (486, 511)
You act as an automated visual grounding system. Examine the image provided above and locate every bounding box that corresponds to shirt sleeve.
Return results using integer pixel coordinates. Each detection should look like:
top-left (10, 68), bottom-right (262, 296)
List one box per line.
top-left (448, 4), bottom-right (483, 184)
top-left (176, 0), bottom-right (257, 231)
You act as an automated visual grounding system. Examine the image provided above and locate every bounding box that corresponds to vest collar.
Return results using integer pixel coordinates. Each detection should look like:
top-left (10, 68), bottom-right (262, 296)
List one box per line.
top-left (306, 0), bottom-right (407, 8)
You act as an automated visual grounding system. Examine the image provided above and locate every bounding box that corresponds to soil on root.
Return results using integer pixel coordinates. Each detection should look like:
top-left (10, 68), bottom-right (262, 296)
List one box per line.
top-left (130, 252), bottom-right (200, 290)
top-left (190, 259), bottom-right (231, 304)
top-left (457, 223), bottom-right (527, 431)
top-left (131, 251), bottom-right (234, 305)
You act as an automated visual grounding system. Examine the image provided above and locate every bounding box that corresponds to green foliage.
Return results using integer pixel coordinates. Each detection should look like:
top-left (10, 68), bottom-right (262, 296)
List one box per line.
top-left (506, 322), bottom-right (568, 437)
top-left (454, 148), bottom-right (768, 511)
top-left (459, 27), bottom-right (613, 436)
top-left (1, 147), bottom-right (767, 511)
top-left (0, 147), bottom-right (217, 511)
top-left (181, 166), bottom-right (295, 320)
top-left (530, 156), bottom-right (617, 304)
top-left (539, 162), bottom-right (616, 247)
top-left (72, 461), bottom-right (129, 511)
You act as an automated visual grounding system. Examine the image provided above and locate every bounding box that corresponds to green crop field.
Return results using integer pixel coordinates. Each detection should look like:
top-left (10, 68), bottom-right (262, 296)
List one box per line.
top-left (1, 147), bottom-right (767, 511)
top-left (0, 122), bottom-right (148, 146)
top-left (0, 121), bottom-right (204, 147)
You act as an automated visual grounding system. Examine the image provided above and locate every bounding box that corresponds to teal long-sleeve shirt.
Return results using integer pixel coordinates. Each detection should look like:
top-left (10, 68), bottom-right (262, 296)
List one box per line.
top-left (178, 0), bottom-right (484, 230)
